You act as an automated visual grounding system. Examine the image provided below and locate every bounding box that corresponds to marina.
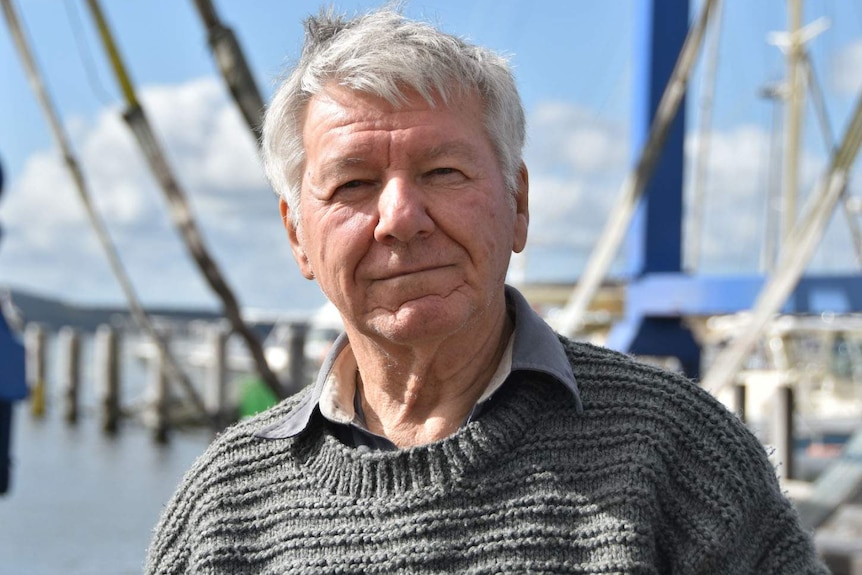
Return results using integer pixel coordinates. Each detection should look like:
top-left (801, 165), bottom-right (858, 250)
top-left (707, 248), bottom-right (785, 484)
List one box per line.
top-left (1, 0), bottom-right (862, 572)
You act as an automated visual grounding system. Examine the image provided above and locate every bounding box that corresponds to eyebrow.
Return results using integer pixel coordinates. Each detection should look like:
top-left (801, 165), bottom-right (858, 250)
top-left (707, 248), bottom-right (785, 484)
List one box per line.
top-left (315, 156), bottom-right (368, 185)
top-left (420, 140), bottom-right (481, 164)
top-left (314, 139), bottom-right (483, 185)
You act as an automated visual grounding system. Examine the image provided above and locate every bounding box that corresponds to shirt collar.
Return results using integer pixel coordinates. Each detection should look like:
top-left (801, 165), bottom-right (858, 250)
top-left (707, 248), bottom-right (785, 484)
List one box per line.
top-left (256, 285), bottom-right (582, 440)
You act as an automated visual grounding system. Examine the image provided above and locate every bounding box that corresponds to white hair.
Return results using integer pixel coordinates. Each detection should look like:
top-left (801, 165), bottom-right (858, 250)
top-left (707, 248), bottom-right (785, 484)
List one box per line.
top-left (261, 7), bottom-right (526, 226)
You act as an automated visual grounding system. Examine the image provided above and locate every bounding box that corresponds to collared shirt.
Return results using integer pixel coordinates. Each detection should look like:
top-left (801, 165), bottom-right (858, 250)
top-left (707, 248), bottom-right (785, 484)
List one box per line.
top-left (257, 285), bottom-right (582, 446)
top-left (310, 326), bottom-right (517, 450)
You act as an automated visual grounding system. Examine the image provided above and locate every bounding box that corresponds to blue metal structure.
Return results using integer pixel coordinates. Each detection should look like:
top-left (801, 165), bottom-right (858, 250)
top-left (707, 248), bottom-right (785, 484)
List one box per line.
top-left (607, 0), bottom-right (702, 377)
top-left (606, 0), bottom-right (862, 378)
top-left (0, 158), bottom-right (28, 495)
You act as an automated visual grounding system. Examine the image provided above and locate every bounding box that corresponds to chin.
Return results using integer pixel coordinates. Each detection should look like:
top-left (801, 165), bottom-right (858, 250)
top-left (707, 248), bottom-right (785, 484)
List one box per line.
top-left (366, 300), bottom-right (475, 345)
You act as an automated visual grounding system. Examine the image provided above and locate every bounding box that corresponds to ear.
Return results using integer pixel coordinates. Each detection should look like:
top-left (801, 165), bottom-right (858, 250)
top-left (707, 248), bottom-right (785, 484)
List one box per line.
top-left (512, 163), bottom-right (529, 253)
top-left (279, 197), bottom-right (315, 280)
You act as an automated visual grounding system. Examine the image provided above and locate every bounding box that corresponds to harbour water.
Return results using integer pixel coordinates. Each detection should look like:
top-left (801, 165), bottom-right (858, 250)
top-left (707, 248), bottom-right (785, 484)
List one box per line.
top-left (0, 329), bottom-right (216, 575)
top-left (1, 407), bottom-right (212, 575)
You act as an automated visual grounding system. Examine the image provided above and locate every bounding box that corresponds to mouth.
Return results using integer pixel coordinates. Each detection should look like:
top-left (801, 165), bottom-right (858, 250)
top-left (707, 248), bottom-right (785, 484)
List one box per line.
top-left (374, 264), bottom-right (452, 281)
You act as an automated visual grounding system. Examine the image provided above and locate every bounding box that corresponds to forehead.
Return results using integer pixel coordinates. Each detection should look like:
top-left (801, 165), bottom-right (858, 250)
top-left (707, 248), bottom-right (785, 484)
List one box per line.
top-left (301, 85), bottom-right (491, 161)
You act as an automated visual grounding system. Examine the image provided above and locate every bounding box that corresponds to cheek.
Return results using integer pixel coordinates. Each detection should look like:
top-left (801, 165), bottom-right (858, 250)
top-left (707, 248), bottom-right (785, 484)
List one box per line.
top-left (480, 195), bottom-right (517, 236)
top-left (443, 203), bottom-right (511, 266)
top-left (308, 210), bottom-right (376, 270)
top-left (484, 204), bottom-right (519, 270)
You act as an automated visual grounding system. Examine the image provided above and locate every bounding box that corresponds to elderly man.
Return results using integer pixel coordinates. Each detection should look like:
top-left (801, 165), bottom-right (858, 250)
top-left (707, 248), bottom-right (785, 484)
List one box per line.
top-left (146, 8), bottom-right (827, 574)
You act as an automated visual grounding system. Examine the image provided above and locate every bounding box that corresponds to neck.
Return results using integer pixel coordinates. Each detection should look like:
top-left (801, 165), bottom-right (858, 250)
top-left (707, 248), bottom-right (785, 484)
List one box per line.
top-left (349, 302), bottom-right (513, 448)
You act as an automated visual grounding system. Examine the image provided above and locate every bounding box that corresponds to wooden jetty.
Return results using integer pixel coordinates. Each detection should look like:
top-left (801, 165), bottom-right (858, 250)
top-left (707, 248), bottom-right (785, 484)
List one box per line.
top-left (18, 316), bottom-right (314, 443)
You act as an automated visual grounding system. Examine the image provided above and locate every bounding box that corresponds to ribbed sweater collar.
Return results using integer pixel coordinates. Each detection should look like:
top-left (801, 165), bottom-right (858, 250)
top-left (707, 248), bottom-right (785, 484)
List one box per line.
top-left (274, 377), bottom-right (557, 499)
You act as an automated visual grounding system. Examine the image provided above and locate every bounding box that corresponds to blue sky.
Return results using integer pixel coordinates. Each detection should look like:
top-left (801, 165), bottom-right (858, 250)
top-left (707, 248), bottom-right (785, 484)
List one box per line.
top-left (1, 1), bottom-right (861, 313)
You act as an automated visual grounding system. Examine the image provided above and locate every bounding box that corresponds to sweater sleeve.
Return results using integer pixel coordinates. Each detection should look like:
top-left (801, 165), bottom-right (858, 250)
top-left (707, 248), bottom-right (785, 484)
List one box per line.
top-left (144, 443), bottom-right (218, 575)
top-left (144, 393), bottom-right (307, 575)
top-left (652, 376), bottom-right (829, 574)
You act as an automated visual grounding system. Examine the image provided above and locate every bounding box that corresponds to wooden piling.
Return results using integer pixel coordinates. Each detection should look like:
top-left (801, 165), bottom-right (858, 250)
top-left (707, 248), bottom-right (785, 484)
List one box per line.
top-left (732, 382), bottom-right (747, 424)
top-left (58, 327), bottom-right (81, 424)
top-left (148, 335), bottom-right (169, 444)
top-left (774, 384), bottom-right (795, 481)
top-left (95, 325), bottom-right (120, 434)
top-left (205, 323), bottom-right (228, 429)
top-left (287, 322), bottom-right (308, 396)
top-left (24, 323), bottom-right (47, 417)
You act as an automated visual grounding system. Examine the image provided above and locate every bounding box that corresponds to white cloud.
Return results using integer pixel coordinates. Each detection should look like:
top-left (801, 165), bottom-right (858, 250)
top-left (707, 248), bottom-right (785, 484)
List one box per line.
top-left (832, 39), bottom-right (862, 97)
top-left (78, 108), bottom-right (157, 225)
top-left (528, 100), bottom-right (628, 176)
top-left (139, 78), bottom-right (268, 200)
top-left (0, 76), bottom-right (322, 312)
top-left (521, 101), bottom-right (629, 280)
top-left (522, 102), bottom-right (857, 283)
top-left (686, 123), bottom-right (854, 274)
top-left (685, 124), bottom-right (771, 271)
top-left (1, 87), bottom-right (855, 312)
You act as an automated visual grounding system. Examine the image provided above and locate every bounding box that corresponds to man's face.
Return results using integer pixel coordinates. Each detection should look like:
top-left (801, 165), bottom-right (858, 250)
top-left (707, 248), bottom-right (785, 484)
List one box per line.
top-left (281, 85), bottom-right (528, 347)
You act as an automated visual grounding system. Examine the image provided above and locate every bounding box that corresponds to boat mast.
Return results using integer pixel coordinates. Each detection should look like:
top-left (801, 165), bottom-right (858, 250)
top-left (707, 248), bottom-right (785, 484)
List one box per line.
top-left (782, 0), bottom-right (804, 247)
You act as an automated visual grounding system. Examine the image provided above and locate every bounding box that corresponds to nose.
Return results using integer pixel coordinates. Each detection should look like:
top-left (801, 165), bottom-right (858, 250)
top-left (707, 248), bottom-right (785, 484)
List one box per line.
top-left (374, 177), bottom-right (435, 244)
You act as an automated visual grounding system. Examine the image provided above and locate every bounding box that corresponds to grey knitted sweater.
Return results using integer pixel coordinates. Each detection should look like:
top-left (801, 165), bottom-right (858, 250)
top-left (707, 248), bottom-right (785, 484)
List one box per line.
top-left (145, 339), bottom-right (827, 574)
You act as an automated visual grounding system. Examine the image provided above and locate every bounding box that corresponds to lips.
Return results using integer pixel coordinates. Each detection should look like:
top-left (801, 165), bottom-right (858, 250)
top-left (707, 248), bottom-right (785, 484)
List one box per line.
top-left (373, 264), bottom-right (453, 281)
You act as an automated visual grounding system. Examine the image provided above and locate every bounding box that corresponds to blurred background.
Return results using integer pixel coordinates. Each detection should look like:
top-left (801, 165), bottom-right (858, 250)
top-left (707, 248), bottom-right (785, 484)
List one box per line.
top-left (1, 1), bottom-right (862, 573)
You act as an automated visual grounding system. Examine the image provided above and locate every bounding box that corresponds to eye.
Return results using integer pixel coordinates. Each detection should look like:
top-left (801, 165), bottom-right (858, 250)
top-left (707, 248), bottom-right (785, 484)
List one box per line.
top-left (333, 180), bottom-right (372, 195)
top-left (430, 167), bottom-right (456, 175)
top-left (325, 179), bottom-right (374, 203)
top-left (423, 167), bottom-right (465, 184)
top-left (338, 180), bottom-right (365, 190)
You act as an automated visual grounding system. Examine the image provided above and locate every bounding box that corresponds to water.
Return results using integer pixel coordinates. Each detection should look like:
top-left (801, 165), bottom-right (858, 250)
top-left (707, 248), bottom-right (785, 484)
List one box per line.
top-left (1, 331), bottom-right (215, 575)
top-left (1, 408), bottom-right (212, 575)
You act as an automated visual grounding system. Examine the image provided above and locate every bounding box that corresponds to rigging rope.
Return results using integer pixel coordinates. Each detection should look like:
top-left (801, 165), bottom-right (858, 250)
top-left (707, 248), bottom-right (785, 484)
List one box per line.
top-left (83, 0), bottom-right (286, 402)
top-left (63, 0), bottom-right (112, 106)
top-left (191, 0), bottom-right (265, 142)
top-left (1, 0), bottom-right (216, 428)
top-left (686, 0), bottom-right (725, 272)
top-left (702, 86), bottom-right (862, 395)
top-left (554, 0), bottom-right (719, 337)
top-left (802, 52), bottom-right (862, 265)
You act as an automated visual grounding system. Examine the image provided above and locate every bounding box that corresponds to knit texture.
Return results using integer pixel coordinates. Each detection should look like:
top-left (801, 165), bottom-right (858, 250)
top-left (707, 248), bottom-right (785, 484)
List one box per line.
top-left (145, 339), bottom-right (828, 574)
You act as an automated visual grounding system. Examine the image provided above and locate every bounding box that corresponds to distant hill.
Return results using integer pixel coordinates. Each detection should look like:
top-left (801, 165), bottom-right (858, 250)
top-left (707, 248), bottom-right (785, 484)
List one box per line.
top-left (0, 286), bottom-right (223, 333)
